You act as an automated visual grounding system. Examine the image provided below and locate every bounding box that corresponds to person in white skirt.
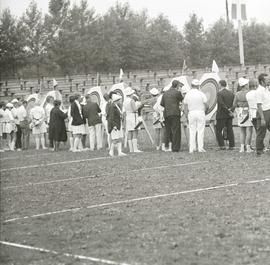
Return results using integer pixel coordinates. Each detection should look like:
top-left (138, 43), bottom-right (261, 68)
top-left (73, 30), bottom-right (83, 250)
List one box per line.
top-left (29, 100), bottom-right (47, 150)
top-left (70, 94), bottom-right (86, 152)
top-left (0, 102), bottom-right (5, 152)
top-left (232, 77), bottom-right (253, 153)
top-left (123, 87), bottom-right (143, 153)
top-left (107, 94), bottom-right (126, 156)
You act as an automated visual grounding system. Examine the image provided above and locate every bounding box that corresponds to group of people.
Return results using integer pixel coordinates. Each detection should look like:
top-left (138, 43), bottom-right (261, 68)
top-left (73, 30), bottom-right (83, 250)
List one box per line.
top-left (0, 73), bottom-right (269, 156)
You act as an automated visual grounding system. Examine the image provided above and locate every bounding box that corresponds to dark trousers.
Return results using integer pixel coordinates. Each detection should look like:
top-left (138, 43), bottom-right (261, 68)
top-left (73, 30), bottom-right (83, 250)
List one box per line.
top-left (15, 124), bottom-right (22, 149)
top-left (216, 118), bottom-right (235, 148)
top-left (164, 115), bottom-right (181, 152)
top-left (256, 109), bottom-right (270, 152)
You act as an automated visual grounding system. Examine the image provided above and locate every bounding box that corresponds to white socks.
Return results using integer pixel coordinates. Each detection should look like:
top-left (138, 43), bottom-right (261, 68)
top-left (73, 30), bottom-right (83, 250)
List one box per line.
top-left (128, 140), bottom-right (134, 153)
top-left (132, 139), bottom-right (142, 153)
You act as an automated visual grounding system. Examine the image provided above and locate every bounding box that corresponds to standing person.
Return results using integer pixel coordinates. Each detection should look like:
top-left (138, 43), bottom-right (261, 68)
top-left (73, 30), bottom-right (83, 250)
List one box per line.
top-left (45, 96), bottom-right (54, 150)
top-left (83, 95), bottom-right (102, 151)
top-left (70, 94), bottom-right (85, 152)
top-left (123, 87), bottom-right (143, 153)
top-left (107, 94), bottom-right (126, 157)
top-left (49, 100), bottom-right (68, 151)
top-left (0, 102), bottom-right (6, 152)
top-left (255, 73), bottom-right (270, 156)
top-left (17, 100), bottom-right (30, 150)
top-left (11, 98), bottom-right (22, 151)
top-left (246, 79), bottom-right (258, 130)
top-left (215, 80), bottom-right (235, 150)
top-left (232, 77), bottom-right (253, 153)
top-left (67, 95), bottom-right (75, 151)
top-left (183, 79), bottom-right (208, 153)
top-left (3, 103), bottom-right (17, 151)
top-left (79, 95), bottom-right (88, 150)
top-left (29, 101), bottom-right (47, 150)
top-left (160, 80), bottom-right (184, 152)
top-left (150, 88), bottom-right (164, 150)
top-left (101, 93), bottom-right (110, 149)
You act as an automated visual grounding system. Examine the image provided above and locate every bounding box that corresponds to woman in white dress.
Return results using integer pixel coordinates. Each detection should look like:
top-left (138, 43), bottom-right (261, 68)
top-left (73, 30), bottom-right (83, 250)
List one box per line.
top-left (3, 103), bottom-right (17, 151)
top-left (29, 100), bottom-right (47, 150)
top-left (123, 87), bottom-right (143, 153)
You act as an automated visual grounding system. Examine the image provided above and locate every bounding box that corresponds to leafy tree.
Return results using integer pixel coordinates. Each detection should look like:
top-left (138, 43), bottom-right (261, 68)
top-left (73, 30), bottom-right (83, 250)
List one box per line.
top-left (184, 13), bottom-right (206, 67)
top-left (20, 0), bottom-right (48, 77)
top-left (0, 9), bottom-right (25, 77)
top-left (205, 18), bottom-right (238, 65)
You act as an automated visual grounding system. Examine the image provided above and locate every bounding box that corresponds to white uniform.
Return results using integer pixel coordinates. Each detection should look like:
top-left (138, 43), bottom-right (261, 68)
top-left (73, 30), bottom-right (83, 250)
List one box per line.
top-left (29, 106), bottom-right (47, 135)
top-left (123, 97), bottom-right (139, 131)
top-left (246, 90), bottom-right (258, 120)
top-left (3, 109), bottom-right (16, 134)
top-left (183, 89), bottom-right (207, 152)
top-left (0, 108), bottom-right (5, 136)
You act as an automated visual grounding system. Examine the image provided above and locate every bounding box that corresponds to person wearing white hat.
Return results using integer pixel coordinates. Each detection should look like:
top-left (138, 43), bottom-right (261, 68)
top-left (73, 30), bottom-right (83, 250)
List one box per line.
top-left (107, 93), bottom-right (126, 156)
top-left (11, 99), bottom-right (20, 150)
top-left (29, 100), bottom-right (47, 150)
top-left (232, 77), bottom-right (253, 153)
top-left (3, 102), bottom-right (17, 151)
top-left (149, 88), bottom-right (165, 150)
top-left (183, 79), bottom-right (208, 153)
top-left (123, 87), bottom-right (143, 153)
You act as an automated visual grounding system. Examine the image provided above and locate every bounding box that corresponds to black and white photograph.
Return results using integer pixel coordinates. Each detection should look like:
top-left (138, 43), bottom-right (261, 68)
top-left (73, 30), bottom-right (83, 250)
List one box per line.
top-left (0, 0), bottom-right (270, 264)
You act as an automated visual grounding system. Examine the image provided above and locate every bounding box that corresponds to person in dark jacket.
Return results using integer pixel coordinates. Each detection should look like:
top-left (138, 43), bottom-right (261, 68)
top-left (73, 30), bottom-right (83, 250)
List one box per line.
top-left (83, 95), bottom-right (102, 150)
top-left (160, 80), bottom-right (184, 152)
top-left (215, 80), bottom-right (235, 150)
top-left (107, 93), bottom-right (126, 157)
top-left (70, 94), bottom-right (86, 152)
top-left (49, 100), bottom-right (68, 151)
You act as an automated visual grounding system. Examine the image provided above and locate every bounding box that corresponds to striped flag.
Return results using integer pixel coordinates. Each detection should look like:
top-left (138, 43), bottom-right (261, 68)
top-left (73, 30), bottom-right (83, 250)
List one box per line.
top-left (231, 0), bottom-right (247, 20)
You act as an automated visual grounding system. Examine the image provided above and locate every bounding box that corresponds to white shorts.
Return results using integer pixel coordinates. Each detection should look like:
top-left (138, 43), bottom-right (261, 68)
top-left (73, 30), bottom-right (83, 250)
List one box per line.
top-left (72, 124), bottom-right (86, 135)
top-left (111, 129), bottom-right (123, 140)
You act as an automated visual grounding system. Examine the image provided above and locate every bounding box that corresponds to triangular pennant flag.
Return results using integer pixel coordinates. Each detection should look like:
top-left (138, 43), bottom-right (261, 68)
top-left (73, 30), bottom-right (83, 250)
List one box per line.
top-left (119, 68), bottom-right (124, 80)
top-left (52, 78), bottom-right (58, 87)
top-left (181, 60), bottom-right (187, 75)
top-left (212, 60), bottom-right (219, 73)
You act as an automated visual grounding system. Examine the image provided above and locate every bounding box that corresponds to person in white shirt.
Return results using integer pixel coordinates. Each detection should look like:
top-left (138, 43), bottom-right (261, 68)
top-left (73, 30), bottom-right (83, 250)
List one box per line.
top-left (183, 79), bottom-right (208, 153)
top-left (256, 73), bottom-right (270, 155)
top-left (246, 79), bottom-right (258, 129)
top-left (3, 103), bottom-right (17, 151)
top-left (17, 100), bottom-right (30, 150)
top-left (44, 96), bottom-right (54, 149)
top-left (29, 100), bottom-right (47, 150)
top-left (0, 102), bottom-right (6, 152)
top-left (11, 98), bottom-right (22, 150)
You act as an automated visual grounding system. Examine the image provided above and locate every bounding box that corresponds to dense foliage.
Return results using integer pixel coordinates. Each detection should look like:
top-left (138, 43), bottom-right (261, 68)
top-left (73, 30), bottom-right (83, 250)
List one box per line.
top-left (1, 0), bottom-right (270, 78)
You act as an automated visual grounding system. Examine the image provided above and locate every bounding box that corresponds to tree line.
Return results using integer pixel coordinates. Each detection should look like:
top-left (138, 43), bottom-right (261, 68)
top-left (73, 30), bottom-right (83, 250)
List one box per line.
top-left (1, 0), bottom-right (270, 79)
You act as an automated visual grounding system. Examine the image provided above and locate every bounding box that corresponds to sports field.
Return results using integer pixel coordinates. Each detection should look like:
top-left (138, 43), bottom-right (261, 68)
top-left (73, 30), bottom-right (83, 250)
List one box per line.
top-left (1, 128), bottom-right (270, 265)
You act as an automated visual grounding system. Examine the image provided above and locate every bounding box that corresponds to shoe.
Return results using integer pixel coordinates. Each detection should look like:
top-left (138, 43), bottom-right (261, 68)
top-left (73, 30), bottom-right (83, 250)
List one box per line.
top-left (42, 147), bottom-right (48, 150)
top-left (219, 146), bottom-right (226, 150)
top-left (118, 152), bottom-right (127, 156)
top-left (256, 151), bottom-right (263, 156)
top-left (134, 149), bottom-right (143, 153)
top-left (72, 149), bottom-right (81, 152)
top-left (16, 148), bottom-right (22, 151)
top-left (228, 147), bottom-right (235, 150)
top-left (198, 149), bottom-right (206, 153)
top-left (109, 150), bottom-right (114, 157)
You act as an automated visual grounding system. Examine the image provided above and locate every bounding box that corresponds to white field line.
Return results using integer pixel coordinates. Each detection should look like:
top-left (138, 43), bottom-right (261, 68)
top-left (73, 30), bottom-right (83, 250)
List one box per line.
top-left (0, 156), bottom-right (113, 172)
top-left (3, 161), bottom-right (208, 189)
top-left (3, 177), bottom-right (270, 224)
top-left (0, 241), bottom-right (131, 265)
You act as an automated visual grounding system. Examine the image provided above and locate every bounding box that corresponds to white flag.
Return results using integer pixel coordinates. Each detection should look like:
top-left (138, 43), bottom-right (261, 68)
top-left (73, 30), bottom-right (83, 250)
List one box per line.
top-left (52, 78), bottom-right (58, 87)
top-left (119, 68), bottom-right (124, 80)
top-left (212, 60), bottom-right (219, 73)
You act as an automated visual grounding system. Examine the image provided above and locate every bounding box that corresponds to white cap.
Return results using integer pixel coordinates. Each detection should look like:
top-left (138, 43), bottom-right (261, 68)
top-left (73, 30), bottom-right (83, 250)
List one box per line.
top-left (80, 96), bottom-right (87, 105)
top-left (149, 87), bottom-right (159, 96)
top-left (125, 87), bottom-right (135, 96)
top-left (238, 77), bottom-right (249, 87)
top-left (191, 79), bottom-right (200, 86)
top-left (6, 103), bottom-right (13, 108)
top-left (11, 98), bottom-right (19, 104)
top-left (112, 94), bottom-right (122, 102)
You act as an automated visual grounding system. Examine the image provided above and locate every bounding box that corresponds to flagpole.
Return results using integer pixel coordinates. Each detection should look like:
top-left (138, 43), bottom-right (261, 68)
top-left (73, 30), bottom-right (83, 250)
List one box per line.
top-left (237, 0), bottom-right (245, 66)
top-left (225, 0), bottom-right (229, 23)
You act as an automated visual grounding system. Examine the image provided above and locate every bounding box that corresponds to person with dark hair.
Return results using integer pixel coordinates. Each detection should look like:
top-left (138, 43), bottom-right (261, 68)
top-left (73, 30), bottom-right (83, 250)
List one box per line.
top-left (49, 100), bottom-right (68, 151)
top-left (70, 94), bottom-right (86, 152)
top-left (17, 100), bottom-right (30, 150)
top-left (101, 93), bottom-right (111, 149)
top-left (215, 80), bottom-right (235, 150)
top-left (0, 102), bottom-right (5, 152)
top-left (232, 77), bottom-right (253, 153)
top-left (83, 95), bottom-right (102, 150)
top-left (160, 80), bottom-right (184, 152)
top-left (45, 96), bottom-right (54, 149)
top-left (67, 95), bottom-right (75, 151)
top-left (256, 73), bottom-right (270, 155)
top-left (246, 79), bottom-right (258, 130)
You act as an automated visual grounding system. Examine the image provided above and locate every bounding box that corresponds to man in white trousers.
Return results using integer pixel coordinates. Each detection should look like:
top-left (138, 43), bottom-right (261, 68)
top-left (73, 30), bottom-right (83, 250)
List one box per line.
top-left (183, 79), bottom-right (208, 153)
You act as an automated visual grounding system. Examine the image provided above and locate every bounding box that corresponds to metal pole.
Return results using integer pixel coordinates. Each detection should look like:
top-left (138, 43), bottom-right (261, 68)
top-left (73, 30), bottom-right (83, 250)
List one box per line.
top-left (238, 19), bottom-right (245, 66)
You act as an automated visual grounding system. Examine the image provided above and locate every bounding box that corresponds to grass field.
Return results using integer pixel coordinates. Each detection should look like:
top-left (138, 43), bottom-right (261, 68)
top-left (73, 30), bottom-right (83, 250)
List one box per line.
top-left (0, 127), bottom-right (270, 265)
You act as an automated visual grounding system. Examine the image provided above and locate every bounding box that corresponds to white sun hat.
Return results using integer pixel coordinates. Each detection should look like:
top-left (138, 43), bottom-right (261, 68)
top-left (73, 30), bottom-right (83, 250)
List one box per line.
top-left (191, 79), bottom-right (200, 86)
top-left (112, 94), bottom-right (122, 102)
top-left (149, 87), bottom-right (159, 96)
top-left (125, 87), bottom-right (135, 96)
top-left (6, 103), bottom-right (13, 108)
top-left (238, 77), bottom-right (249, 87)
top-left (11, 98), bottom-right (19, 104)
